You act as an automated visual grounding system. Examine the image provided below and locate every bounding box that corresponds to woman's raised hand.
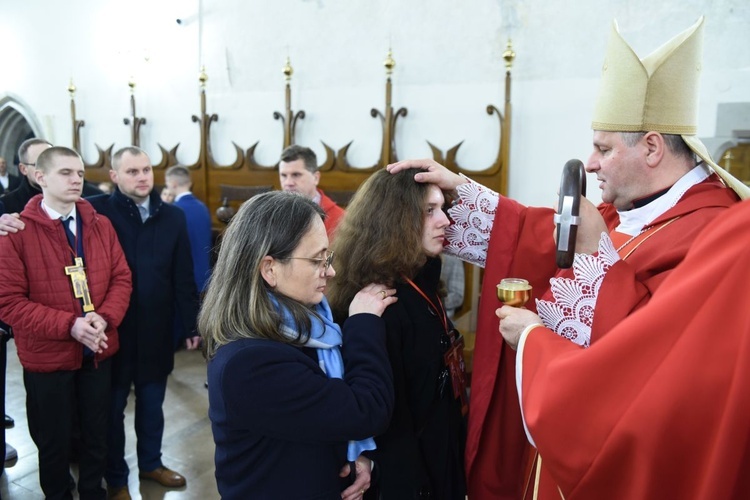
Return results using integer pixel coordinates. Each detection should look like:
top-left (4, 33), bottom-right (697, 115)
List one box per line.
top-left (349, 283), bottom-right (398, 317)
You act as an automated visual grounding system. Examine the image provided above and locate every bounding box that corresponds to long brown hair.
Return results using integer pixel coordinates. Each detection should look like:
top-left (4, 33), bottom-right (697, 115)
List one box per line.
top-left (328, 169), bottom-right (430, 321)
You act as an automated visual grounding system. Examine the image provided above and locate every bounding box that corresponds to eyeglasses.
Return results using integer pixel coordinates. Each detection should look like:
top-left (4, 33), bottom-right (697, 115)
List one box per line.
top-left (22, 162), bottom-right (35, 167)
top-left (287, 250), bottom-right (335, 271)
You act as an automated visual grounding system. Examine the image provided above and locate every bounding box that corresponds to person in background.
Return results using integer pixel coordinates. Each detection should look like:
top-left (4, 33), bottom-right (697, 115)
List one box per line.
top-left (164, 165), bottom-right (212, 294)
top-left (87, 146), bottom-right (201, 500)
top-left (0, 320), bottom-right (12, 474)
top-left (164, 166), bottom-right (212, 350)
top-left (97, 181), bottom-right (114, 195)
top-left (0, 138), bottom-right (57, 470)
top-left (0, 156), bottom-right (21, 195)
top-left (329, 169), bottom-right (468, 499)
top-left (279, 145), bottom-right (345, 239)
top-left (159, 187), bottom-right (175, 204)
top-left (200, 191), bottom-right (396, 499)
top-left (441, 254), bottom-right (465, 319)
top-left (0, 139), bottom-right (53, 215)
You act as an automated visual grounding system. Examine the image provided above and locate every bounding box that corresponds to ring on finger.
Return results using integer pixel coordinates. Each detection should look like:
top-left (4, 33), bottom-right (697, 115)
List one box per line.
top-left (380, 290), bottom-right (387, 299)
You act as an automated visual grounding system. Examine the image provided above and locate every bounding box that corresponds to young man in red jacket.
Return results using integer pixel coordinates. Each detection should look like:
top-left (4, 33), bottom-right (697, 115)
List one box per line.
top-left (0, 146), bottom-right (132, 499)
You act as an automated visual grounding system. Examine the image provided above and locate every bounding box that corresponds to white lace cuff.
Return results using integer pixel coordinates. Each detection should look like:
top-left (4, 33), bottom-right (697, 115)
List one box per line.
top-left (445, 175), bottom-right (499, 268)
top-left (535, 233), bottom-right (620, 347)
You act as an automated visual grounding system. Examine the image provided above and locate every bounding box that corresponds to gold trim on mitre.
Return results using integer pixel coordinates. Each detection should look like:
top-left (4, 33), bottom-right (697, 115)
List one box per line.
top-left (683, 136), bottom-right (750, 199)
top-left (592, 17), bottom-right (750, 200)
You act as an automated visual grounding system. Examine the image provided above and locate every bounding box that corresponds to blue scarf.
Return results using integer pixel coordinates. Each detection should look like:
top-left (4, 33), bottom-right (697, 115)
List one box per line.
top-left (270, 294), bottom-right (376, 461)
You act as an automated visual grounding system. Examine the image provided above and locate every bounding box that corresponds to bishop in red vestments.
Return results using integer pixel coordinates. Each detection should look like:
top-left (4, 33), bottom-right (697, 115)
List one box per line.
top-left (387, 16), bottom-right (749, 500)
top-left (499, 199), bottom-right (750, 500)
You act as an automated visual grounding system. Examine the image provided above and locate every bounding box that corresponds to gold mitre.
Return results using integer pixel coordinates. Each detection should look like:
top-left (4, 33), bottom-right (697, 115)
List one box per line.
top-left (592, 17), bottom-right (750, 199)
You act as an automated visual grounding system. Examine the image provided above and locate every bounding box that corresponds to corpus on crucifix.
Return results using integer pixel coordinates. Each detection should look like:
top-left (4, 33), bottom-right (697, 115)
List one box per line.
top-left (65, 256), bottom-right (94, 312)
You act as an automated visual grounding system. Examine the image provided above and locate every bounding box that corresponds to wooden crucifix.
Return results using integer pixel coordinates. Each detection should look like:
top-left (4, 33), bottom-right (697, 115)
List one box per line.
top-left (65, 257), bottom-right (95, 312)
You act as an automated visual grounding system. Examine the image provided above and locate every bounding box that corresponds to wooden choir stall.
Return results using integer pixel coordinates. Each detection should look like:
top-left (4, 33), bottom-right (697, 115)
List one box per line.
top-left (72, 44), bottom-right (519, 377)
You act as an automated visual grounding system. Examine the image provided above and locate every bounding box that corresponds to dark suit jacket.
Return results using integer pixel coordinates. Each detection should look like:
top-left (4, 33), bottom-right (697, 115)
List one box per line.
top-left (174, 192), bottom-right (212, 291)
top-left (0, 174), bottom-right (20, 196)
top-left (88, 188), bottom-right (199, 384)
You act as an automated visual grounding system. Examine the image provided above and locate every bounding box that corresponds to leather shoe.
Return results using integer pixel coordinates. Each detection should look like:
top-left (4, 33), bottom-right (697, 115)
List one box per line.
top-left (138, 466), bottom-right (186, 488)
top-left (4, 414), bottom-right (13, 429)
top-left (107, 485), bottom-right (131, 500)
top-left (4, 443), bottom-right (16, 461)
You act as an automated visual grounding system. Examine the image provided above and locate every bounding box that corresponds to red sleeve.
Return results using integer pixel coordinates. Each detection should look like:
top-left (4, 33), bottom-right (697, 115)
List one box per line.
top-left (0, 234), bottom-right (78, 340)
top-left (588, 258), bottom-right (649, 338)
top-left (468, 180), bottom-right (741, 498)
top-left (466, 196), bottom-right (559, 497)
top-left (520, 201), bottom-right (750, 499)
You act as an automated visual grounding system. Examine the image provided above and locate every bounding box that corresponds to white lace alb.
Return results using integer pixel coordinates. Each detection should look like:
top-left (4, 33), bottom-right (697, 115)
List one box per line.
top-left (535, 233), bottom-right (620, 347)
top-left (445, 175), bottom-right (499, 268)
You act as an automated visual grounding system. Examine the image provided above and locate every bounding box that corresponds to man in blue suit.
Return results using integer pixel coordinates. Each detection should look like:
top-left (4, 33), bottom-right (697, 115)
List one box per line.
top-left (164, 166), bottom-right (212, 294)
top-left (164, 166), bottom-right (212, 351)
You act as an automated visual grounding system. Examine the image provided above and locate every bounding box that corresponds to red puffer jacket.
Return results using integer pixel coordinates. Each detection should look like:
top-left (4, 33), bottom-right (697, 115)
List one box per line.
top-left (0, 195), bottom-right (132, 372)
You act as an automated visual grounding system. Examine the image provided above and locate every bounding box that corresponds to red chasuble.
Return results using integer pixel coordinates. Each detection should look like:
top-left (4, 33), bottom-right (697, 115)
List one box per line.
top-left (466, 175), bottom-right (738, 499)
top-left (520, 199), bottom-right (750, 500)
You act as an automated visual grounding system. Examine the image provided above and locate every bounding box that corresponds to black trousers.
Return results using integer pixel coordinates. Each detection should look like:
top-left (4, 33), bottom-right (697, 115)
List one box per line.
top-left (0, 329), bottom-right (7, 477)
top-left (24, 357), bottom-right (111, 500)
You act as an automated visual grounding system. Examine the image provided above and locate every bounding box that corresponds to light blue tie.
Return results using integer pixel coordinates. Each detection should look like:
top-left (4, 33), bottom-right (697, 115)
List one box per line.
top-left (138, 205), bottom-right (148, 223)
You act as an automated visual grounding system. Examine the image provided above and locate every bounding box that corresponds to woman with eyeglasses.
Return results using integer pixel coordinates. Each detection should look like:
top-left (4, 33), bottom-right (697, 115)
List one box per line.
top-left (328, 169), bottom-right (468, 499)
top-left (200, 191), bottom-right (397, 499)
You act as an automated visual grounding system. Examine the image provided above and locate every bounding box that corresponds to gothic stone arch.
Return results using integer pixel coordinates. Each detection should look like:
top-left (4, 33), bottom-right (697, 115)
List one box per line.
top-left (0, 95), bottom-right (44, 174)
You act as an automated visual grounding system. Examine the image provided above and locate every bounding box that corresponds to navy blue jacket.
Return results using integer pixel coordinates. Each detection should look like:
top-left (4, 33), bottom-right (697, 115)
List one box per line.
top-left (88, 188), bottom-right (198, 384)
top-left (173, 193), bottom-right (212, 292)
top-left (207, 313), bottom-right (394, 499)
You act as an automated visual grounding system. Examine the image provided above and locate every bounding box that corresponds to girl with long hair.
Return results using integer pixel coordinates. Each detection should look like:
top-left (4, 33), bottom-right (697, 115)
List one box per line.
top-left (329, 170), bottom-right (468, 499)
